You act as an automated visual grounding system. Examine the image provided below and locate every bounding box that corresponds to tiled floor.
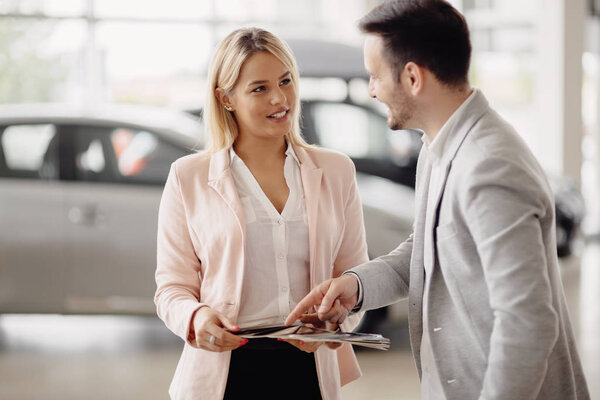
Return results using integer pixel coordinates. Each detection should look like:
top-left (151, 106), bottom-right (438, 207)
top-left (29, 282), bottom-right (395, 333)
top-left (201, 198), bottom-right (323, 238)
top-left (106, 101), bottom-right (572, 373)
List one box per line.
top-left (0, 241), bottom-right (598, 399)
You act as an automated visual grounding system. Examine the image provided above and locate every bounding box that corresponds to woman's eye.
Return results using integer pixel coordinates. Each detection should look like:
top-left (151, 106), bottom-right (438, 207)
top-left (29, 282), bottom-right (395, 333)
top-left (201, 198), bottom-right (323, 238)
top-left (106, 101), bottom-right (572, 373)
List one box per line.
top-left (280, 78), bottom-right (291, 86)
top-left (251, 86), bottom-right (265, 93)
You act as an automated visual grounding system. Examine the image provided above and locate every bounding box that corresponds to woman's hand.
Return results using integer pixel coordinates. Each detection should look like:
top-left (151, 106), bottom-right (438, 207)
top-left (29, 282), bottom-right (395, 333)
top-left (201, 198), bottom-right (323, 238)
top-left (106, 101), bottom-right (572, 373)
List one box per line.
top-left (188, 306), bottom-right (247, 352)
top-left (279, 311), bottom-right (343, 352)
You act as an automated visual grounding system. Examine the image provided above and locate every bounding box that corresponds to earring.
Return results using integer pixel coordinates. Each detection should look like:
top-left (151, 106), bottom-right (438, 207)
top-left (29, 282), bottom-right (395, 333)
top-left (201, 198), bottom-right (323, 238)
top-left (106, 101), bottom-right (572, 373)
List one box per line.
top-left (224, 106), bottom-right (233, 111)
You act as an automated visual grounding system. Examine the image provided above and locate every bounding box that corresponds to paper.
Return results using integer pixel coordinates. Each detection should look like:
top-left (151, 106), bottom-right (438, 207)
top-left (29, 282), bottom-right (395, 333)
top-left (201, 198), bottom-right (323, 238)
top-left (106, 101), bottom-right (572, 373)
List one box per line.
top-left (232, 324), bottom-right (391, 350)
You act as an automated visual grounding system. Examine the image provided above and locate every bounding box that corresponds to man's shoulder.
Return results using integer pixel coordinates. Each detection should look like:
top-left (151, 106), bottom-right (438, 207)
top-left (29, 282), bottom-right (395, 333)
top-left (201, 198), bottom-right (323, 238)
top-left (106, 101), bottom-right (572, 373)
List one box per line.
top-left (458, 109), bottom-right (538, 167)
top-left (452, 109), bottom-right (550, 195)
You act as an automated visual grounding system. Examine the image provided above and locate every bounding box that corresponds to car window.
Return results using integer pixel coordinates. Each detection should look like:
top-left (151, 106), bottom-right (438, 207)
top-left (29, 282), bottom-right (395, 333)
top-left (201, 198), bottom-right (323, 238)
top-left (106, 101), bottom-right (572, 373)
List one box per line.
top-left (108, 127), bottom-right (188, 185)
top-left (71, 125), bottom-right (188, 185)
top-left (311, 102), bottom-right (390, 159)
top-left (0, 124), bottom-right (58, 180)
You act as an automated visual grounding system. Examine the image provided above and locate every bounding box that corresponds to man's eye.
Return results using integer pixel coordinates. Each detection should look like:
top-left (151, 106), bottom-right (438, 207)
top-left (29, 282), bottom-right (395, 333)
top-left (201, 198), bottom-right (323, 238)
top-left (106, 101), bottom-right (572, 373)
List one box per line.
top-left (280, 78), bottom-right (291, 86)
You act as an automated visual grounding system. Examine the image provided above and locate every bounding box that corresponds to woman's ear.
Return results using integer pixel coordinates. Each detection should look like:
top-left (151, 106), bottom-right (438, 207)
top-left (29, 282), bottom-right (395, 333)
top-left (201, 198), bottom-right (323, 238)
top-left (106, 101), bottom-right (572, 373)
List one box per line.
top-left (215, 87), bottom-right (235, 112)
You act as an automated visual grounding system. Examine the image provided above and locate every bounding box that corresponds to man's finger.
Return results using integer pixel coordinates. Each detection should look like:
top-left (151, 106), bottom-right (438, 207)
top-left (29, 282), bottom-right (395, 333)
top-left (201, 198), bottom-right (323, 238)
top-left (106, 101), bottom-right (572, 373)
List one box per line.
top-left (318, 280), bottom-right (345, 316)
top-left (285, 281), bottom-right (331, 325)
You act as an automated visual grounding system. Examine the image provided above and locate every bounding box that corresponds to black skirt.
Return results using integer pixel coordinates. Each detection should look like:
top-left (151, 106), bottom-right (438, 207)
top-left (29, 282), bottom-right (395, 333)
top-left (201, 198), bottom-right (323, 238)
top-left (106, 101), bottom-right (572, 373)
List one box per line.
top-left (223, 338), bottom-right (323, 400)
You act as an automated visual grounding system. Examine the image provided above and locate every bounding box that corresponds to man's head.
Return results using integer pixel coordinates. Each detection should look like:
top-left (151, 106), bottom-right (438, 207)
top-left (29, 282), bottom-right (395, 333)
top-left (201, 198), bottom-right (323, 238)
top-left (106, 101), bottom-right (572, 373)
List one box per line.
top-left (360, 0), bottom-right (472, 130)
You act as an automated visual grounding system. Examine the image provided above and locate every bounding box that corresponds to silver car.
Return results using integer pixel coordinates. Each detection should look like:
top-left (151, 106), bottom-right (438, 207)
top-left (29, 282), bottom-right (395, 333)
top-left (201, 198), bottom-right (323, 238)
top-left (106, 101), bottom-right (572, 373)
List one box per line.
top-left (0, 103), bottom-right (414, 316)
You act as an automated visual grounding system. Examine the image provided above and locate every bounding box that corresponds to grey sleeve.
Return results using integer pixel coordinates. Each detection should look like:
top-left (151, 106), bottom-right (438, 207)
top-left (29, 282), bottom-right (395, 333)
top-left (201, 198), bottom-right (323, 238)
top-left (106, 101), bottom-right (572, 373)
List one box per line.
top-left (347, 233), bottom-right (413, 312)
top-left (462, 157), bottom-right (559, 400)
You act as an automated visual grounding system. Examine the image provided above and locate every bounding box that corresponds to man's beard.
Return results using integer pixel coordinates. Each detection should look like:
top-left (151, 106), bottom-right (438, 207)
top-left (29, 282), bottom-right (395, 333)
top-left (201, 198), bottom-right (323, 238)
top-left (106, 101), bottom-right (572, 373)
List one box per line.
top-left (387, 92), bottom-right (415, 131)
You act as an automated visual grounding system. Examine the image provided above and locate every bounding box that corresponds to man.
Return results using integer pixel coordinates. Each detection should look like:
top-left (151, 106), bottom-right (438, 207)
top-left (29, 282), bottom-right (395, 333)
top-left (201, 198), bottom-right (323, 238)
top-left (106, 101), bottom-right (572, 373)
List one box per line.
top-left (286, 1), bottom-right (590, 399)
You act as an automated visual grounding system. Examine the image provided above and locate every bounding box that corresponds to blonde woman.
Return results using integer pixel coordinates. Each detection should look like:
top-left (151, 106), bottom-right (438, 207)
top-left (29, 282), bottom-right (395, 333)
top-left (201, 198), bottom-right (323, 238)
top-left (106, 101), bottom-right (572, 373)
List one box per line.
top-left (155, 28), bottom-right (368, 400)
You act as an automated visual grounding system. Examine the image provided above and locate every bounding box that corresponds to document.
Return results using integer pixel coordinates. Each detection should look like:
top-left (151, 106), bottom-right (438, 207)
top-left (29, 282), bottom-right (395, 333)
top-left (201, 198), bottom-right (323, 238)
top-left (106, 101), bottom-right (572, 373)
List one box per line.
top-left (232, 324), bottom-right (390, 350)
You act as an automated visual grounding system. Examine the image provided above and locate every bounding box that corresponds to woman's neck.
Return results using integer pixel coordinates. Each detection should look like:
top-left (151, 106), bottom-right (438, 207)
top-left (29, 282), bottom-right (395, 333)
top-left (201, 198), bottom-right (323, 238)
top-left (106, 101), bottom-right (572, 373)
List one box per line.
top-left (233, 135), bottom-right (287, 167)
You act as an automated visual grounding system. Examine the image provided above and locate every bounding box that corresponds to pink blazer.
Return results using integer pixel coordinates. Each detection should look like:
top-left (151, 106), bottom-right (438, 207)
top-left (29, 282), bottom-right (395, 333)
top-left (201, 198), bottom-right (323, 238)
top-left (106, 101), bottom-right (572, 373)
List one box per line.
top-left (155, 144), bottom-right (369, 400)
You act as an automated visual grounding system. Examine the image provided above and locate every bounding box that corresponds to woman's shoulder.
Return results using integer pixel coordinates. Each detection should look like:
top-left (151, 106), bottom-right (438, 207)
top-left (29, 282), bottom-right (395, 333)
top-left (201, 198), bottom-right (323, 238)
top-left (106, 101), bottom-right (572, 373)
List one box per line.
top-left (171, 150), bottom-right (212, 179)
top-left (301, 145), bottom-right (354, 170)
top-left (299, 146), bottom-right (357, 187)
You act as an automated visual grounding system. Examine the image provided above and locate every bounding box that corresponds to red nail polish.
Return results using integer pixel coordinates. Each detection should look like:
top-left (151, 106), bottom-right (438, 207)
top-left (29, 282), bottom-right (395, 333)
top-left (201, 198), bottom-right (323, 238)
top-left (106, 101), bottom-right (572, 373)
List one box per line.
top-left (300, 341), bottom-right (305, 345)
top-left (239, 339), bottom-right (248, 346)
top-left (277, 338), bottom-right (283, 341)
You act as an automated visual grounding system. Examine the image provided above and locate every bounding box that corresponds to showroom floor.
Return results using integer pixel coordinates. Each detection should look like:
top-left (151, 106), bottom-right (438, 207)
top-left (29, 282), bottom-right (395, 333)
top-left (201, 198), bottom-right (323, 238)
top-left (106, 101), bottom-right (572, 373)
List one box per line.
top-left (0, 241), bottom-right (598, 400)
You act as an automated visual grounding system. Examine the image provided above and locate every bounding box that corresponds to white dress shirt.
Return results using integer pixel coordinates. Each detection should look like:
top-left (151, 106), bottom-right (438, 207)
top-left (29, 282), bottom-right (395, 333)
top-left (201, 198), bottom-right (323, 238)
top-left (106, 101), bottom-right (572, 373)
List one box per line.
top-left (229, 144), bottom-right (311, 328)
top-left (420, 90), bottom-right (475, 400)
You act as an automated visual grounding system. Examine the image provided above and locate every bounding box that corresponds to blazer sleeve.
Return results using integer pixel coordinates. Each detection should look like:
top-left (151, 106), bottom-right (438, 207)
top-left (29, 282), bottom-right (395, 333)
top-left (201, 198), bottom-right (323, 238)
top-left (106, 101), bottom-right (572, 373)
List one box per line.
top-left (461, 156), bottom-right (559, 400)
top-left (154, 162), bottom-right (206, 343)
top-left (331, 157), bottom-right (369, 333)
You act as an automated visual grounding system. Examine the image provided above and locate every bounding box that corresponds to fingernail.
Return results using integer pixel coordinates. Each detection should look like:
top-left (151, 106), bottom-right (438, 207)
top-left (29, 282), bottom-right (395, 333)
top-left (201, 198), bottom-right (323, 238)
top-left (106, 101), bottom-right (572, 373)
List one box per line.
top-left (300, 341), bottom-right (305, 345)
top-left (239, 339), bottom-right (248, 346)
top-left (277, 338), bottom-right (283, 341)
top-left (233, 326), bottom-right (240, 330)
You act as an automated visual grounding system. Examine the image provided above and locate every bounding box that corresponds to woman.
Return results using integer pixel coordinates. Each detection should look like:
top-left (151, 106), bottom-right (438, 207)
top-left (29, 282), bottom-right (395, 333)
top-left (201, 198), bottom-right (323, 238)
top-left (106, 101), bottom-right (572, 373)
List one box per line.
top-left (155, 27), bottom-right (368, 400)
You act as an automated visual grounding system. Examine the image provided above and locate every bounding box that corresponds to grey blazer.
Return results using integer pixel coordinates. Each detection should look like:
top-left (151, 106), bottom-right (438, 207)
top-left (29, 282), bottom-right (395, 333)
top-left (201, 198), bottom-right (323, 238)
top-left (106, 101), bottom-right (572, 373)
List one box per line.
top-left (351, 89), bottom-right (589, 399)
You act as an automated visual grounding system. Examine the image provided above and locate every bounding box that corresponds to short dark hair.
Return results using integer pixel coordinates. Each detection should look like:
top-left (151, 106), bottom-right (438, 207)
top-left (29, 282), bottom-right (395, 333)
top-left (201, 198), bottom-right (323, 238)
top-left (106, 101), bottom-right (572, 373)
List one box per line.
top-left (359, 0), bottom-right (471, 87)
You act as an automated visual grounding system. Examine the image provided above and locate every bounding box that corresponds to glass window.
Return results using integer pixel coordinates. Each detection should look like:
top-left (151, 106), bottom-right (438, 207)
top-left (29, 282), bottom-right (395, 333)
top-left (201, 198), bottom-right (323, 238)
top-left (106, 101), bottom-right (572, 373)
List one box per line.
top-left (77, 139), bottom-right (106, 174)
top-left (73, 130), bottom-right (112, 182)
top-left (108, 127), bottom-right (188, 185)
top-left (311, 102), bottom-right (389, 159)
top-left (0, 0), bottom-right (87, 16)
top-left (96, 22), bottom-right (209, 107)
top-left (0, 124), bottom-right (58, 179)
top-left (0, 19), bottom-right (86, 103)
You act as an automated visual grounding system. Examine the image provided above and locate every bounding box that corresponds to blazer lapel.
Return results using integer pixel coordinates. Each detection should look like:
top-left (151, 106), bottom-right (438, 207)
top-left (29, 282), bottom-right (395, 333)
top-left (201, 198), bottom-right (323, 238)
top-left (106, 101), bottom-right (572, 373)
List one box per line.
top-left (429, 89), bottom-right (490, 231)
top-left (408, 149), bottom-right (431, 364)
top-left (207, 148), bottom-right (246, 238)
top-left (294, 145), bottom-right (323, 288)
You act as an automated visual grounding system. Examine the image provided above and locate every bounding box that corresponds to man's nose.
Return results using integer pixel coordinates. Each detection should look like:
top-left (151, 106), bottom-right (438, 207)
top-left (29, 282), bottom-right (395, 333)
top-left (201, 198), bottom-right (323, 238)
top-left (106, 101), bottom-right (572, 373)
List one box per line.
top-left (368, 78), bottom-right (376, 98)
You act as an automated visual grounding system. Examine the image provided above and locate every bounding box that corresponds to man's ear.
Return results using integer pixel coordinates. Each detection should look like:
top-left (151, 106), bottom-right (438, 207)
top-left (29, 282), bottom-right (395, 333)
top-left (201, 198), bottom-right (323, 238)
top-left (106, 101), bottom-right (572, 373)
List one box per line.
top-left (215, 87), bottom-right (235, 111)
top-left (402, 62), bottom-right (424, 96)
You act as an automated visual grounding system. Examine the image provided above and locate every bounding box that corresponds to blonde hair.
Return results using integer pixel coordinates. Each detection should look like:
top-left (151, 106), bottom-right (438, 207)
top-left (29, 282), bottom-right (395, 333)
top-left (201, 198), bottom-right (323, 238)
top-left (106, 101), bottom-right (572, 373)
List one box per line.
top-left (204, 27), bottom-right (309, 153)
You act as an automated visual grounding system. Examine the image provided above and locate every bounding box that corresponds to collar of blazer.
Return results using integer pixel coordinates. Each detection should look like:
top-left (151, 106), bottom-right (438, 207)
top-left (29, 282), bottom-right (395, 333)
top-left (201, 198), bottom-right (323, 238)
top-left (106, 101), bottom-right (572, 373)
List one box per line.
top-left (437, 88), bottom-right (490, 169)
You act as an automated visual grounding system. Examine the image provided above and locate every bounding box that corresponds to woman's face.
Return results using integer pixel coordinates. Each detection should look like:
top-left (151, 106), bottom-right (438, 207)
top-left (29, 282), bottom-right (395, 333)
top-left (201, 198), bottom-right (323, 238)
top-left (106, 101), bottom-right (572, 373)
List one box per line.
top-left (226, 51), bottom-right (296, 142)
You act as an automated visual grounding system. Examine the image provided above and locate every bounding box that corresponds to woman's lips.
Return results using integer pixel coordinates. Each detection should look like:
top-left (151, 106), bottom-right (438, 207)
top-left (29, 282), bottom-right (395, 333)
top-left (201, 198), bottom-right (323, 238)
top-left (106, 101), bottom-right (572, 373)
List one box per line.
top-left (267, 109), bottom-right (289, 122)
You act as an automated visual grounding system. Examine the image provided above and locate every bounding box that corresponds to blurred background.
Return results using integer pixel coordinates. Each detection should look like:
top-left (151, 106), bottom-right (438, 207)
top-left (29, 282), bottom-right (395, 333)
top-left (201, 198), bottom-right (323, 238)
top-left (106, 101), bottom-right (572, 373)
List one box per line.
top-left (0, 0), bottom-right (599, 399)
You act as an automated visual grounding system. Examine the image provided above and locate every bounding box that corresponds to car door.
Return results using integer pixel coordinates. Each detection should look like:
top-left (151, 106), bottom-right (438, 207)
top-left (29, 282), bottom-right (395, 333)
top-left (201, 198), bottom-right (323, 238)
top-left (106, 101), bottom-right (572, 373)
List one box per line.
top-left (0, 122), bottom-right (67, 313)
top-left (61, 123), bottom-right (190, 314)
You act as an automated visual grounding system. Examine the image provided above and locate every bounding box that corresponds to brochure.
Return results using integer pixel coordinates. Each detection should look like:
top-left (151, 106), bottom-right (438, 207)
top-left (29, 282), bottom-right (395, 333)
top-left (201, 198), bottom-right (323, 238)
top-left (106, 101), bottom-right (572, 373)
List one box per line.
top-left (232, 324), bottom-right (390, 350)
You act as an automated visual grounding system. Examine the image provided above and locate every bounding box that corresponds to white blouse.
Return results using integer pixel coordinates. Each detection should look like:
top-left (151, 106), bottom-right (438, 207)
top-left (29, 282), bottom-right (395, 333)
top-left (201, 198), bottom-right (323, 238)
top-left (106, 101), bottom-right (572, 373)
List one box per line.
top-left (229, 144), bottom-right (310, 328)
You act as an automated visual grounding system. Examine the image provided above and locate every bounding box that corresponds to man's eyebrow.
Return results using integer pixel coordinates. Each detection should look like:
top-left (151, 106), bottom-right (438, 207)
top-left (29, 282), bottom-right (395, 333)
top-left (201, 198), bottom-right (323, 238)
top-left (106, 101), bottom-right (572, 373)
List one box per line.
top-left (247, 71), bottom-right (291, 87)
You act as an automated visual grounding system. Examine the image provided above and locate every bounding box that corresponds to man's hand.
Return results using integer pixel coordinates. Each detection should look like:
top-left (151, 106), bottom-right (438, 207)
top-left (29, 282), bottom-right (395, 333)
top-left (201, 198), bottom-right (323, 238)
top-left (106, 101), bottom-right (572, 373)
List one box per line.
top-left (279, 313), bottom-right (342, 351)
top-left (285, 274), bottom-right (359, 326)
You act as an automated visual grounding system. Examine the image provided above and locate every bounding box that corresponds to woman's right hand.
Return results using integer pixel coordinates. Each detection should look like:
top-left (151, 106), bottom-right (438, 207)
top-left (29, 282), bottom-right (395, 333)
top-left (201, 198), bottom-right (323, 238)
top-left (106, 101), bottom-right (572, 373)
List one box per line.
top-left (188, 306), bottom-right (248, 352)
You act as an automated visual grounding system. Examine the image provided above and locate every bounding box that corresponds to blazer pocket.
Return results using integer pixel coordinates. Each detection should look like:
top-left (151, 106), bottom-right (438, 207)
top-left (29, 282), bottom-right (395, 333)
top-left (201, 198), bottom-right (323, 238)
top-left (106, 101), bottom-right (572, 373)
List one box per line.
top-left (240, 196), bottom-right (257, 224)
top-left (436, 221), bottom-right (457, 242)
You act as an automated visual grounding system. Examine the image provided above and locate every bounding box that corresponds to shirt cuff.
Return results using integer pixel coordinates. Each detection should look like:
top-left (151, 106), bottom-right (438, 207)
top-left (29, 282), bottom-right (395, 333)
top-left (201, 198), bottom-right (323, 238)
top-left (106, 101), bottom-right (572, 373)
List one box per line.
top-left (343, 271), bottom-right (363, 313)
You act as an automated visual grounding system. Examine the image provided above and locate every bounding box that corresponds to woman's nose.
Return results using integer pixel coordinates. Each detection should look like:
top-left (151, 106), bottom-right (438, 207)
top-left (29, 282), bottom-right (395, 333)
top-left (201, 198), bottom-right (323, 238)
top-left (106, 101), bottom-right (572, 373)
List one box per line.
top-left (270, 86), bottom-right (286, 105)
